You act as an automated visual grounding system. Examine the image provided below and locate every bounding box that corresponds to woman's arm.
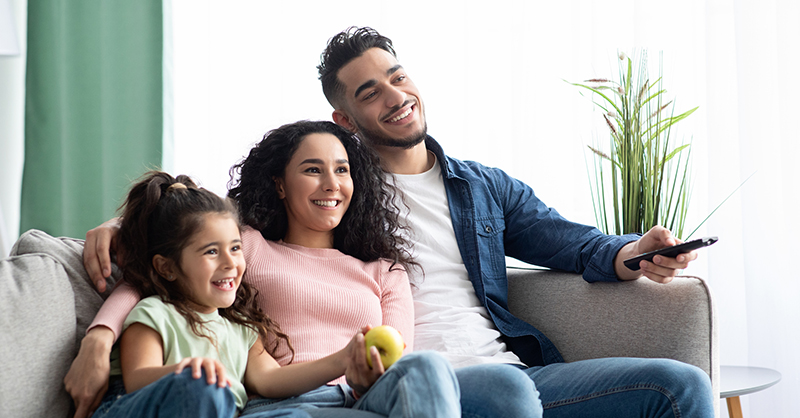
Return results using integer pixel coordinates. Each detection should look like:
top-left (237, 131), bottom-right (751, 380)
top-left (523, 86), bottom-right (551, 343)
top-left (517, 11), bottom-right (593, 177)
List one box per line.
top-left (63, 326), bottom-right (115, 418)
top-left (88, 281), bottom-right (141, 340)
top-left (120, 323), bottom-right (230, 393)
top-left (379, 264), bottom-right (414, 352)
top-left (64, 282), bottom-right (141, 418)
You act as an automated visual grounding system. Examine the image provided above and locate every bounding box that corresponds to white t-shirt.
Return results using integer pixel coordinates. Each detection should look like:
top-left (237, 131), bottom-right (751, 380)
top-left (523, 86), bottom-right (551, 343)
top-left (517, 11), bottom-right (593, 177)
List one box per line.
top-left (392, 155), bottom-right (524, 368)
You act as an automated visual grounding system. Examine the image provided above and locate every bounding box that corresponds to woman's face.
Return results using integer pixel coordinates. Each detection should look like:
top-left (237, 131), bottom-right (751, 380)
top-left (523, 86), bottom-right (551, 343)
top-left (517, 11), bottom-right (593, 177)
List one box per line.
top-left (275, 133), bottom-right (354, 247)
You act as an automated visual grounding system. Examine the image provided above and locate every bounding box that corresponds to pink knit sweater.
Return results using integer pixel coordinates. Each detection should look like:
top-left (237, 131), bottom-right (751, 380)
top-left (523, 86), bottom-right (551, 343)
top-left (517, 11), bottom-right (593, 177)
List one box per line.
top-left (89, 227), bottom-right (414, 385)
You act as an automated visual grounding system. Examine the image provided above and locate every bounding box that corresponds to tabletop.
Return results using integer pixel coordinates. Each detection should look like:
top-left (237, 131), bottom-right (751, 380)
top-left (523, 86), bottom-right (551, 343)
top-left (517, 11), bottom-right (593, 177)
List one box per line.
top-left (719, 365), bottom-right (782, 398)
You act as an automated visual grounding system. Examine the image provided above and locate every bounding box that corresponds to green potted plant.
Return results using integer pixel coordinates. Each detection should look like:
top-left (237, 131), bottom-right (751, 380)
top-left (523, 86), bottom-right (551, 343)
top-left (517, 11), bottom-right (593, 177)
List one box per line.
top-left (570, 51), bottom-right (697, 239)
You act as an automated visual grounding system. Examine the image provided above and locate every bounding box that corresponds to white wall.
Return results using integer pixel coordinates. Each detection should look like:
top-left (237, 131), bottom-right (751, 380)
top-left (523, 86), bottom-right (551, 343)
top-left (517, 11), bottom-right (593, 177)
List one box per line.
top-left (0, 0), bottom-right (26, 256)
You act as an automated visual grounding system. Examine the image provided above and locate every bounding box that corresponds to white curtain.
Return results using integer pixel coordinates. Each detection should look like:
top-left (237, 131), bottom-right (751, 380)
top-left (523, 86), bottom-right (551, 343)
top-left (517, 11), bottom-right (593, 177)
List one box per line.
top-left (0, 0), bottom-right (26, 256)
top-left (170, 1), bottom-right (799, 416)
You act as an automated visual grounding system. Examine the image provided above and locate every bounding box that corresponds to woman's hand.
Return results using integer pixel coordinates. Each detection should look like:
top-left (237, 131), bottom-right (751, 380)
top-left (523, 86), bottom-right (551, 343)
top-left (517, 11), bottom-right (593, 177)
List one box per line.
top-left (64, 327), bottom-right (115, 418)
top-left (173, 357), bottom-right (232, 388)
top-left (344, 325), bottom-right (384, 398)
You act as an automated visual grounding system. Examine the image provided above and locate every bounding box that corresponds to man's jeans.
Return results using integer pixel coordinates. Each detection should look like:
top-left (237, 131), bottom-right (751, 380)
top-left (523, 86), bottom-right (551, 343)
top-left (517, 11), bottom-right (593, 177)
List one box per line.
top-left (241, 351), bottom-right (460, 418)
top-left (91, 369), bottom-right (311, 418)
top-left (457, 357), bottom-right (714, 418)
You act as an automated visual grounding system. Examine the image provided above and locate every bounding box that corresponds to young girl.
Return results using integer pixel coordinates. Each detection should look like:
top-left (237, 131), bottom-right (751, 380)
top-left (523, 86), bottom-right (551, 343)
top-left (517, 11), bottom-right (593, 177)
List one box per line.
top-left (79, 122), bottom-right (462, 418)
top-left (92, 171), bottom-right (360, 418)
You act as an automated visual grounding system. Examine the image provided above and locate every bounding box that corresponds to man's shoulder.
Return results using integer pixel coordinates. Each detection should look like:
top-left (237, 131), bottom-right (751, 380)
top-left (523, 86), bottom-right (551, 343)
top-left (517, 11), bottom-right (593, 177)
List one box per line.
top-left (443, 154), bottom-right (512, 187)
top-left (440, 153), bottom-right (497, 174)
top-left (426, 135), bottom-right (516, 189)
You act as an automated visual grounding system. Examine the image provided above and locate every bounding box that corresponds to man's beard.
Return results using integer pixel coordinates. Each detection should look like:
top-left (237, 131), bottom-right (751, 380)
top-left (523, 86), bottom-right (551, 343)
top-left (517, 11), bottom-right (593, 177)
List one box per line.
top-left (354, 120), bottom-right (428, 150)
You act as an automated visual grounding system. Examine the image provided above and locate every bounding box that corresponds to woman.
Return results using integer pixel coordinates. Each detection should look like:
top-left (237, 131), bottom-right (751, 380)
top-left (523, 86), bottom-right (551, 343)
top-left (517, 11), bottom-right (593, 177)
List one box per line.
top-left (71, 121), bottom-right (459, 418)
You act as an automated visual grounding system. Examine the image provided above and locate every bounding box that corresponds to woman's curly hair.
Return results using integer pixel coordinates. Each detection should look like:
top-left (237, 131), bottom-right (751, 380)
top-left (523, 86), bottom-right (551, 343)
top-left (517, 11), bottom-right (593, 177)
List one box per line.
top-left (228, 120), bottom-right (416, 272)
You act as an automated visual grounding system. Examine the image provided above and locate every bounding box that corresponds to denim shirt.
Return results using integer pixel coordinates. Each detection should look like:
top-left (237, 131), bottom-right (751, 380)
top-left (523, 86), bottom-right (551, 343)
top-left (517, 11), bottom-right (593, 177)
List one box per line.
top-left (425, 137), bottom-right (640, 366)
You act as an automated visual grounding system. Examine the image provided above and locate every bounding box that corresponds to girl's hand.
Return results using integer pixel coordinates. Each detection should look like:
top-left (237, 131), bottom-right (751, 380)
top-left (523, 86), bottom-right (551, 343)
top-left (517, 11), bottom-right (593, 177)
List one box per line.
top-left (173, 357), bottom-right (232, 388)
top-left (344, 326), bottom-right (384, 398)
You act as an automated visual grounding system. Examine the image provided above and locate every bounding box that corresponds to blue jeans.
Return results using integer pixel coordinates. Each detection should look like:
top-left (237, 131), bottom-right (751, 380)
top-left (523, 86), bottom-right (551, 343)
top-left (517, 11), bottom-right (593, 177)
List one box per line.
top-left (241, 351), bottom-right (460, 418)
top-left (455, 363), bottom-right (541, 418)
top-left (91, 369), bottom-right (311, 418)
top-left (455, 357), bottom-right (713, 418)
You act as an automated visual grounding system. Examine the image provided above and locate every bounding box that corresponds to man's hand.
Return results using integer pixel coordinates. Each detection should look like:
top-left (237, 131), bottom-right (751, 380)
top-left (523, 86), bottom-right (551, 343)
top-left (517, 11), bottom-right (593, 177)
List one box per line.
top-left (64, 327), bottom-right (115, 418)
top-left (615, 226), bottom-right (698, 283)
top-left (83, 218), bottom-right (122, 293)
top-left (344, 326), bottom-right (384, 399)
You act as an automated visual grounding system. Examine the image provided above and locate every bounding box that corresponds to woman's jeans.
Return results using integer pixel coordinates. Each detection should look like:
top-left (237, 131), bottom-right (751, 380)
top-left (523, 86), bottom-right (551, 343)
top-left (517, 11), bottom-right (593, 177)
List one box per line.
top-left (455, 357), bottom-right (714, 418)
top-left (241, 351), bottom-right (461, 418)
top-left (91, 369), bottom-right (311, 418)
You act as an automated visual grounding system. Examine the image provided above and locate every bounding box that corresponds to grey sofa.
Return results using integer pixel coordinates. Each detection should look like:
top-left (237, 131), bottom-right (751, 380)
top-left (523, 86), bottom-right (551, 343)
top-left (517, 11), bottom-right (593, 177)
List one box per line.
top-left (0, 229), bottom-right (718, 418)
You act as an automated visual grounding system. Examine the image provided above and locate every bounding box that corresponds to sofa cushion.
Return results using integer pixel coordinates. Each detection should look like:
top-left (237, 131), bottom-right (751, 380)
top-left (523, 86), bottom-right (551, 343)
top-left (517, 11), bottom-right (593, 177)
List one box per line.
top-left (10, 229), bottom-right (122, 340)
top-left (0, 253), bottom-right (77, 418)
top-left (3, 229), bottom-right (122, 418)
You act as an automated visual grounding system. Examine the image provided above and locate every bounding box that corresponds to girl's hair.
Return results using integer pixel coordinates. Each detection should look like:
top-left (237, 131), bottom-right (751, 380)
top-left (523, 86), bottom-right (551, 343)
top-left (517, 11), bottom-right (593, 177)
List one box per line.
top-left (118, 170), bottom-right (293, 358)
top-left (228, 120), bottom-right (416, 272)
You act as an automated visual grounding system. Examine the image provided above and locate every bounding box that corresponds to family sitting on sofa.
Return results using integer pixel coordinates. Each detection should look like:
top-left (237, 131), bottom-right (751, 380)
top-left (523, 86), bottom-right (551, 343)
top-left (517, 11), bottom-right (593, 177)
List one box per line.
top-left (12, 26), bottom-right (716, 418)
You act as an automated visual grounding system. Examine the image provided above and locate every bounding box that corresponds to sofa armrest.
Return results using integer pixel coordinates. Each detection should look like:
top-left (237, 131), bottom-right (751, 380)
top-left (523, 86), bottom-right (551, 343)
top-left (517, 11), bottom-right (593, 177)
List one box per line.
top-left (507, 268), bottom-right (718, 398)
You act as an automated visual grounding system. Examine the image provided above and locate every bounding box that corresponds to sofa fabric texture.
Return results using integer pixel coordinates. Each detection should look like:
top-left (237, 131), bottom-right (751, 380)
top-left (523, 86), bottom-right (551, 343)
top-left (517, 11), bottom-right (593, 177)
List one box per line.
top-left (0, 230), bottom-right (718, 418)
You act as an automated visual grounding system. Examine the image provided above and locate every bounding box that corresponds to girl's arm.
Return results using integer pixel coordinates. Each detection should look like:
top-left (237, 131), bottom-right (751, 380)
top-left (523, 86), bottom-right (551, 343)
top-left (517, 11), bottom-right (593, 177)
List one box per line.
top-left (244, 332), bottom-right (372, 399)
top-left (120, 323), bottom-right (230, 393)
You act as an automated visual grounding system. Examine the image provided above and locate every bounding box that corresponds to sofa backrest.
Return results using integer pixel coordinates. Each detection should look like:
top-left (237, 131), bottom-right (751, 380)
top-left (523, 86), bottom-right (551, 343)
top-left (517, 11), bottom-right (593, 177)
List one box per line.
top-left (1, 229), bottom-right (121, 418)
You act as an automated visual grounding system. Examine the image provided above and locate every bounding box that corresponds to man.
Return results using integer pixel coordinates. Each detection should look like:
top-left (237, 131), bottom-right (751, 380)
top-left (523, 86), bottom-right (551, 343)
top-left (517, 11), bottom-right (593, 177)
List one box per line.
top-left (313, 27), bottom-right (713, 417)
top-left (75, 27), bottom-right (713, 417)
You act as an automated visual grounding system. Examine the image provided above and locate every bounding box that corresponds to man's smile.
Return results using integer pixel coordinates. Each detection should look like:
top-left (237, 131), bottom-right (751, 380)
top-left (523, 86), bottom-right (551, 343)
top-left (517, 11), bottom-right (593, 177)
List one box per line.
top-left (387, 106), bottom-right (413, 123)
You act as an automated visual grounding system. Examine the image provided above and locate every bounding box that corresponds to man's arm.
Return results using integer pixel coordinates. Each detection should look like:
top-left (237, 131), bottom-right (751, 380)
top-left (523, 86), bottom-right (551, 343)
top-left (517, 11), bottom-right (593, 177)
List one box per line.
top-left (487, 166), bottom-right (695, 282)
top-left (614, 226), bottom-right (698, 283)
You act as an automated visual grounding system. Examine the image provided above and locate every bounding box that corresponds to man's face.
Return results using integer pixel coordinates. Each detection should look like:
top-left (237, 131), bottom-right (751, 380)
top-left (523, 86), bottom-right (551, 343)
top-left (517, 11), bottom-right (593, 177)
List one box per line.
top-left (334, 48), bottom-right (427, 149)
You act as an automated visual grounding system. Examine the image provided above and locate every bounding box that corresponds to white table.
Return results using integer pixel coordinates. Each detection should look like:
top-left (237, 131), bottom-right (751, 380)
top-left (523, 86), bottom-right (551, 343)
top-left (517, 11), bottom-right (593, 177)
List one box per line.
top-left (719, 365), bottom-right (781, 418)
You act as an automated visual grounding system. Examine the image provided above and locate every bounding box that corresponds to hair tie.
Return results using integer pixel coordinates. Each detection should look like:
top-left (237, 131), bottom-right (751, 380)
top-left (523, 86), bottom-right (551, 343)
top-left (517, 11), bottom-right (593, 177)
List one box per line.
top-left (168, 183), bottom-right (188, 191)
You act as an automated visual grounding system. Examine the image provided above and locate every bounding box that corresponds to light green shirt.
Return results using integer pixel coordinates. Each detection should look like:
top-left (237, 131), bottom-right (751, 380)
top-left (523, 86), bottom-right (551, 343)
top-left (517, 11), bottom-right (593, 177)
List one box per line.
top-left (110, 296), bottom-right (258, 409)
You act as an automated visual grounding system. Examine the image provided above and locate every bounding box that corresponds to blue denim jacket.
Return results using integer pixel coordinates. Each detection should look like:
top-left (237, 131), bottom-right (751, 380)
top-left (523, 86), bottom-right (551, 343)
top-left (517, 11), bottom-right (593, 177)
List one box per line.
top-left (426, 137), bottom-right (639, 366)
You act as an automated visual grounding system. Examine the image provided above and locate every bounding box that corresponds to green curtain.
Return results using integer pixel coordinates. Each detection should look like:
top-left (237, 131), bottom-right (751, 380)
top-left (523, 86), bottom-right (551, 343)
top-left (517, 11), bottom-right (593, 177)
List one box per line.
top-left (21, 1), bottom-right (163, 239)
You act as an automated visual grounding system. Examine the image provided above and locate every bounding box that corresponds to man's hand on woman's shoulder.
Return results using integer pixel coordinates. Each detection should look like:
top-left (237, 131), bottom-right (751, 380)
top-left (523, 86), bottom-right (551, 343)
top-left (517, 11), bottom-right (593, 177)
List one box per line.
top-left (83, 217), bottom-right (123, 292)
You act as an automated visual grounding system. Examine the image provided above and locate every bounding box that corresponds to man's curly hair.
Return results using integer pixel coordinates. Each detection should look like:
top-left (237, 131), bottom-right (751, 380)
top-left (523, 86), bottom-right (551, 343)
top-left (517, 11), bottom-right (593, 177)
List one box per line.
top-left (318, 26), bottom-right (396, 108)
top-left (228, 120), bottom-right (416, 272)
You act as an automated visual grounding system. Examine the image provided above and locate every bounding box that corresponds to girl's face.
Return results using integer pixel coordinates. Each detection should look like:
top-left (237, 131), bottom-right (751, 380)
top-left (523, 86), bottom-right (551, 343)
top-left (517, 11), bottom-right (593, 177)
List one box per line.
top-left (275, 133), bottom-right (354, 248)
top-left (176, 212), bottom-right (245, 314)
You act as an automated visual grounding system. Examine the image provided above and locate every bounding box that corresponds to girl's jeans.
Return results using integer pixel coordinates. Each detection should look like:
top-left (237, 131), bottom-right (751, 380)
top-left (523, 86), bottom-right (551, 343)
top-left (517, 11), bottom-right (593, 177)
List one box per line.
top-left (91, 368), bottom-right (311, 418)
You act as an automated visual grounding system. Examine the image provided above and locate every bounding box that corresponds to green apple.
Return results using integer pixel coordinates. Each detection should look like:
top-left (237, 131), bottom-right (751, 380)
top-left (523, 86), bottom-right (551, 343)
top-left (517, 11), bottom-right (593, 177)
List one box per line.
top-left (364, 325), bottom-right (405, 369)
